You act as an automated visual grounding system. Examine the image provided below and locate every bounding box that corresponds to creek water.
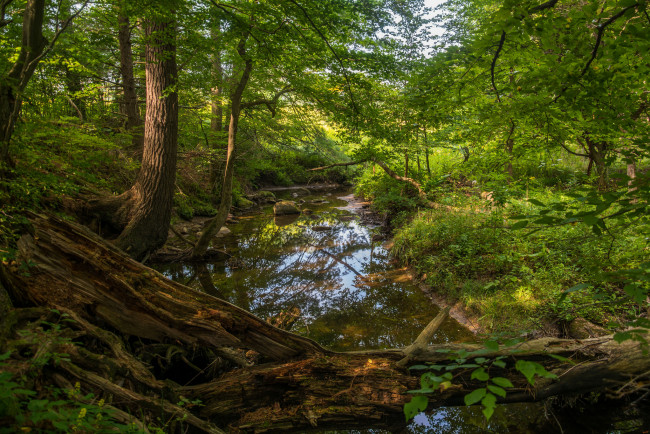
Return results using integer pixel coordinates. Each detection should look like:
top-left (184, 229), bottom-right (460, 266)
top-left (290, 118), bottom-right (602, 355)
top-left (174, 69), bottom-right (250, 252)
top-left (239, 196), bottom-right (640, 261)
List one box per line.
top-left (153, 188), bottom-right (648, 434)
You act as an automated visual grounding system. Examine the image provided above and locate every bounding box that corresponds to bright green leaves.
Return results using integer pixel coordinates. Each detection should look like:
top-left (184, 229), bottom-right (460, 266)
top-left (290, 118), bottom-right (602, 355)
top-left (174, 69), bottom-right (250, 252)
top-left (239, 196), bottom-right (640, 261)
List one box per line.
top-left (471, 367), bottom-right (489, 381)
top-left (404, 395), bottom-right (428, 421)
top-left (490, 377), bottom-right (513, 388)
top-left (463, 387), bottom-right (486, 405)
top-left (481, 391), bottom-right (497, 419)
top-left (515, 360), bottom-right (557, 385)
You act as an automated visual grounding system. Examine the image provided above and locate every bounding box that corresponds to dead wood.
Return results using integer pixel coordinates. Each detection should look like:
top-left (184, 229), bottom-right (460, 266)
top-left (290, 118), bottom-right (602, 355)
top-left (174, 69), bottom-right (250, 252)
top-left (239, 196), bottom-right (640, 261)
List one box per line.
top-left (1, 212), bottom-right (649, 432)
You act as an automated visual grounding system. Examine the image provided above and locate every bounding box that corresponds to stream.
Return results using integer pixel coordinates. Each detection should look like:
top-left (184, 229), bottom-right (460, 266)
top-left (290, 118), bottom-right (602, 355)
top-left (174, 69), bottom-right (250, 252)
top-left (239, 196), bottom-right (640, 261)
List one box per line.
top-left (153, 187), bottom-right (648, 433)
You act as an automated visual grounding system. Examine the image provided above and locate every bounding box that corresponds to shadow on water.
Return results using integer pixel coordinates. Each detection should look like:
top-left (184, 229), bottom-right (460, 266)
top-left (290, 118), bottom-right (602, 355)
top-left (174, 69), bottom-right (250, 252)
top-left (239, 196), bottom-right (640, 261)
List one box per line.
top-left (153, 188), bottom-right (650, 433)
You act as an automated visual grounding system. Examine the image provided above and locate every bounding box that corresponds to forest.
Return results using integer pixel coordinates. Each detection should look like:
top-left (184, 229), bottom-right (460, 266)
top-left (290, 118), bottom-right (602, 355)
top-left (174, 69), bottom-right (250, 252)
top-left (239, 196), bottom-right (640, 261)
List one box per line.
top-left (0, 0), bottom-right (649, 432)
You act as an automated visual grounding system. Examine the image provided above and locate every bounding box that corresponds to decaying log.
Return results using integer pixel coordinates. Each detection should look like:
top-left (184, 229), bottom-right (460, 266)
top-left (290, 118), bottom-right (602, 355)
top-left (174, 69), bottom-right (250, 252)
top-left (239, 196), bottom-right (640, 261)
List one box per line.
top-left (3, 212), bottom-right (326, 361)
top-left (1, 212), bottom-right (649, 433)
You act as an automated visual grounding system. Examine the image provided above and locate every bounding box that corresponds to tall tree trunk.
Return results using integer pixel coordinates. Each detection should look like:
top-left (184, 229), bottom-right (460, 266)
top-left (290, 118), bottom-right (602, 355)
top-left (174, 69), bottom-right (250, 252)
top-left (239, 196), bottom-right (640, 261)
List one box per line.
top-left (118, 11), bottom-right (143, 157)
top-left (192, 33), bottom-right (252, 259)
top-left (118, 13), bottom-right (141, 129)
top-left (208, 21), bottom-right (225, 191)
top-left (415, 128), bottom-right (421, 173)
top-left (0, 0), bottom-right (46, 170)
top-left (424, 127), bottom-right (431, 174)
top-left (88, 16), bottom-right (178, 260)
top-left (64, 68), bottom-right (86, 120)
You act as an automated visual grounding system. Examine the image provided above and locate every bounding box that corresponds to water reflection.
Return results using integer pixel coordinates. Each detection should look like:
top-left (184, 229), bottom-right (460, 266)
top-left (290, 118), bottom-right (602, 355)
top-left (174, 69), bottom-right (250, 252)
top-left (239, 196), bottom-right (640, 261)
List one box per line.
top-left (154, 190), bottom-right (472, 351)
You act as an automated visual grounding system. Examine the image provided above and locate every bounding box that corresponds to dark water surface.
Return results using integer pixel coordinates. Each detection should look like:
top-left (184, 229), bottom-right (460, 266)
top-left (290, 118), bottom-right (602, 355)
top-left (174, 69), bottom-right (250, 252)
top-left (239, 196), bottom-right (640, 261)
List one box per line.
top-left (153, 188), bottom-right (648, 434)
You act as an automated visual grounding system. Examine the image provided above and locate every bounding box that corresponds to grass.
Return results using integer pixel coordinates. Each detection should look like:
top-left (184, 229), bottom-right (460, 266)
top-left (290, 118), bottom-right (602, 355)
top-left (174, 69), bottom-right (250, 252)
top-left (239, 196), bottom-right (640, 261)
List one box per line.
top-left (390, 191), bottom-right (645, 334)
top-left (354, 148), bottom-right (648, 336)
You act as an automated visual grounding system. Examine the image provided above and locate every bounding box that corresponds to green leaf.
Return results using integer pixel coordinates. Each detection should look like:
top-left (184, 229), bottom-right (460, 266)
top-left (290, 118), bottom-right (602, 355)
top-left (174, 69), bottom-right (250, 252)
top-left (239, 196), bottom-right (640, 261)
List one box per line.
top-left (471, 367), bottom-right (490, 382)
top-left (409, 365), bottom-right (432, 371)
top-left (482, 405), bottom-right (495, 420)
top-left (484, 340), bottom-right (499, 352)
top-left (549, 354), bottom-right (574, 364)
top-left (404, 395), bottom-right (428, 421)
top-left (464, 388), bottom-right (487, 405)
top-left (527, 199), bottom-right (545, 206)
top-left (491, 377), bottom-right (514, 388)
top-left (492, 360), bottom-right (507, 369)
top-left (558, 283), bottom-right (590, 303)
top-left (511, 220), bottom-right (529, 229)
top-left (481, 393), bottom-right (497, 420)
top-left (515, 360), bottom-right (537, 384)
top-left (487, 385), bottom-right (506, 397)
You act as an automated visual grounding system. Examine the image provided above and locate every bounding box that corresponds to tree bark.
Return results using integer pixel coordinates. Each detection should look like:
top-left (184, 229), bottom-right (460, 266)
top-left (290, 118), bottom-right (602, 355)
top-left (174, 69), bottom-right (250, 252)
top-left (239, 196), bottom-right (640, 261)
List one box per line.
top-left (2, 212), bottom-right (650, 433)
top-left (105, 16), bottom-right (178, 260)
top-left (0, 0), bottom-right (46, 169)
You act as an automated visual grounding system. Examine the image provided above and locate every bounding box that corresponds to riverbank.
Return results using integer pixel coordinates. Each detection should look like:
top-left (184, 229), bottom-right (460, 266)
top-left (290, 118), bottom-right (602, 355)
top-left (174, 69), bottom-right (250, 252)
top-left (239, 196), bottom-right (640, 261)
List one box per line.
top-left (355, 183), bottom-right (637, 339)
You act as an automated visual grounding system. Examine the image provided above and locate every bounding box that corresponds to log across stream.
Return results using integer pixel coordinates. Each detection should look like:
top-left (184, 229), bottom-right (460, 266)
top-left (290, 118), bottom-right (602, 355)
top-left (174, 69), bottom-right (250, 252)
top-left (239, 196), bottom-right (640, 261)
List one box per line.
top-left (1, 189), bottom-right (649, 432)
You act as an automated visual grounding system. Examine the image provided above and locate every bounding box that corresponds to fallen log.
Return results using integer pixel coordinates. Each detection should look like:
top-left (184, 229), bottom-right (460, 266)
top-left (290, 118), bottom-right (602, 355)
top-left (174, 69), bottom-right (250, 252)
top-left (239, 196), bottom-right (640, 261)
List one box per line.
top-left (1, 212), bottom-right (649, 432)
top-left (308, 158), bottom-right (455, 210)
top-left (2, 212), bottom-right (326, 361)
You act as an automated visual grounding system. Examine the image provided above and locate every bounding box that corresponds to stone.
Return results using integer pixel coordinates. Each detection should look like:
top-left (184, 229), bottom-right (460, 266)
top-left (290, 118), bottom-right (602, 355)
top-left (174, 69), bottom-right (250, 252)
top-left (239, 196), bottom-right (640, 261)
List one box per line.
top-left (237, 197), bottom-right (255, 209)
top-left (274, 201), bottom-right (300, 215)
top-left (216, 227), bottom-right (231, 237)
top-left (302, 208), bottom-right (313, 215)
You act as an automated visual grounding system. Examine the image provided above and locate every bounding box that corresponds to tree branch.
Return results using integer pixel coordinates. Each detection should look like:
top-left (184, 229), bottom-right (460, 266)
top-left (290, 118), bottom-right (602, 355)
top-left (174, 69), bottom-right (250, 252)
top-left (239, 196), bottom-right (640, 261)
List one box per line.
top-left (528, 0), bottom-right (560, 14)
top-left (307, 160), bottom-right (368, 171)
top-left (22, 0), bottom-right (90, 85)
top-left (579, 3), bottom-right (640, 77)
top-left (287, 0), bottom-right (360, 116)
top-left (559, 141), bottom-right (589, 158)
top-left (0, 0), bottom-right (14, 28)
top-left (491, 31), bottom-right (506, 102)
top-left (241, 85), bottom-right (293, 117)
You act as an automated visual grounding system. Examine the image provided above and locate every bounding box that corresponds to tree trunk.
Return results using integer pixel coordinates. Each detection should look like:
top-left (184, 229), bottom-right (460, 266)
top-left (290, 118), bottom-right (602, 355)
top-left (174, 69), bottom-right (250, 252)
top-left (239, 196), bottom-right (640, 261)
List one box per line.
top-left (2, 212), bottom-right (650, 433)
top-left (208, 22), bottom-right (225, 191)
top-left (91, 16), bottom-right (178, 261)
top-left (583, 135), bottom-right (608, 190)
top-left (193, 34), bottom-right (251, 259)
top-left (118, 12), bottom-right (142, 132)
top-left (424, 127), bottom-right (431, 174)
top-left (0, 0), bottom-right (47, 170)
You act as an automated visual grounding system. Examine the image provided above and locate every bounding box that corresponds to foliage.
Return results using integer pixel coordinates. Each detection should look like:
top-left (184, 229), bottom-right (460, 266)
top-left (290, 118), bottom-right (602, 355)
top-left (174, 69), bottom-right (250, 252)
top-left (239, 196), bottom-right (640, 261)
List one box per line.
top-left (404, 343), bottom-right (561, 423)
top-left (391, 185), bottom-right (646, 333)
top-left (0, 311), bottom-right (140, 433)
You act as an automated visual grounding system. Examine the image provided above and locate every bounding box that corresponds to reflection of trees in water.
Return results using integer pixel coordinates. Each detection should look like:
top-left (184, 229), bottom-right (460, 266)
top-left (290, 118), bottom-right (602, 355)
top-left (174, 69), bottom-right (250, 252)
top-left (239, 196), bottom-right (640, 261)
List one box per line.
top-left (155, 201), bottom-right (470, 350)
